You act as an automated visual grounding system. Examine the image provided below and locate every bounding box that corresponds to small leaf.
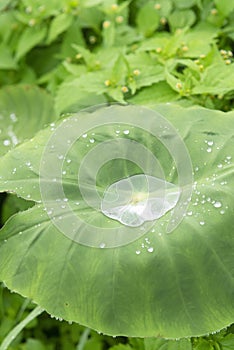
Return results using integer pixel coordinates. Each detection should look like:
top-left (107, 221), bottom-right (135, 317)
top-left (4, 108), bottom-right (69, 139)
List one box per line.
top-left (214, 0), bottom-right (234, 17)
top-left (0, 43), bottom-right (17, 70)
top-left (174, 0), bottom-right (197, 9)
top-left (128, 81), bottom-right (179, 105)
top-left (0, 85), bottom-right (57, 156)
top-left (168, 10), bottom-right (196, 30)
top-left (15, 25), bottom-right (47, 61)
top-left (47, 13), bottom-right (73, 44)
top-left (136, 2), bottom-right (160, 37)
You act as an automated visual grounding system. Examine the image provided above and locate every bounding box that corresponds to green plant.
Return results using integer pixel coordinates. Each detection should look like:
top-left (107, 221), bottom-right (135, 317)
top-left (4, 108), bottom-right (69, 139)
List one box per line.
top-left (0, 0), bottom-right (234, 349)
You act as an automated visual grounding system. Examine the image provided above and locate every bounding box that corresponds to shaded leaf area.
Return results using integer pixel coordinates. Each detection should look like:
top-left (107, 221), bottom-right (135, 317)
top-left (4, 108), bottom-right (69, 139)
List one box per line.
top-left (0, 105), bottom-right (233, 338)
top-left (0, 85), bottom-right (57, 156)
top-left (0, 0), bottom-right (233, 111)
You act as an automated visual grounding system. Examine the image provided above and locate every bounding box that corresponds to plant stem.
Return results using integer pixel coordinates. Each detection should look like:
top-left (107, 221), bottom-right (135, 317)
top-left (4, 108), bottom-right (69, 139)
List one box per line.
top-left (0, 305), bottom-right (43, 350)
top-left (76, 328), bottom-right (90, 350)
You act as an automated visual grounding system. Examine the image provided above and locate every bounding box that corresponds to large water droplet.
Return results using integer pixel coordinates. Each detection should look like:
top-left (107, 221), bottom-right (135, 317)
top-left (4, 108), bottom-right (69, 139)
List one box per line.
top-left (101, 174), bottom-right (180, 227)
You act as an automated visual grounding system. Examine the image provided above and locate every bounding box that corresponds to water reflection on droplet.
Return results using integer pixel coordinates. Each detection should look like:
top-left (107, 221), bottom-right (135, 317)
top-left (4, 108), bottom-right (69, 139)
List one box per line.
top-left (213, 201), bottom-right (222, 208)
top-left (101, 174), bottom-right (180, 227)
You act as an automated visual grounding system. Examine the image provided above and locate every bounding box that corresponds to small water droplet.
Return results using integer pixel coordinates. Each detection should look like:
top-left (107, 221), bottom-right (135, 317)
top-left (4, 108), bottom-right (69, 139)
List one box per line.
top-left (213, 201), bottom-right (222, 208)
top-left (3, 139), bottom-right (10, 146)
top-left (82, 133), bottom-right (87, 138)
top-left (207, 141), bottom-right (213, 146)
top-left (99, 243), bottom-right (106, 248)
top-left (89, 138), bottom-right (95, 143)
top-left (123, 130), bottom-right (129, 135)
top-left (10, 113), bottom-right (17, 122)
top-left (136, 250), bottom-right (141, 255)
top-left (199, 221), bottom-right (205, 226)
top-left (207, 148), bottom-right (212, 153)
top-left (148, 247), bottom-right (154, 253)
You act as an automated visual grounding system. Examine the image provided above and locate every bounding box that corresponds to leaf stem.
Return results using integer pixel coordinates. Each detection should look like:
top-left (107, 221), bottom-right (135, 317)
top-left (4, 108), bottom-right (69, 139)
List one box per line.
top-left (76, 328), bottom-right (90, 350)
top-left (0, 305), bottom-right (44, 350)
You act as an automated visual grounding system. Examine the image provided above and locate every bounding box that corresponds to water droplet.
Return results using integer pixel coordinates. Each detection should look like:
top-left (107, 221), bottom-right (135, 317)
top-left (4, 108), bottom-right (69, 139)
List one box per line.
top-left (207, 148), bottom-right (212, 153)
top-left (101, 175), bottom-right (180, 227)
top-left (66, 159), bottom-right (71, 163)
top-left (207, 141), bottom-right (213, 146)
top-left (10, 113), bottom-right (17, 122)
top-left (123, 130), bottom-right (130, 135)
top-left (89, 138), bottom-right (95, 143)
top-left (99, 243), bottom-right (106, 248)
top-left (136, 250), bottom-right (141, 255)
top-left (187, 211), bottom-right (193, 216)
top-left (3, 139), bottom-right (10, 146)
top-left (217, 164), bottom-right (223, 168)
top-left (62, 170), bottom-right (66, 175)
top-left (199, 221), bottom-right (205, 226)
top-left (213, 201), bottom-right (222, 208)
top-left (148, 247), bottom-right (154, 253)
top-left (63, 198), bottom-right (68, 202)
top-left (82, 133), bottom-right (87, 138)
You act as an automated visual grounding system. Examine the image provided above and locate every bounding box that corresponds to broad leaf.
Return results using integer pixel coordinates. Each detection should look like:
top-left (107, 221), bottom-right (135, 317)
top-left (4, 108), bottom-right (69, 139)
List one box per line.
top-left (15, 25), bottom-right (47, 61)
top-left (0, 85), bottom-right (56, 157)
top-left (0, 104), bottom-right (233, 339)
top-left (136, 2), bottom-right (160, 37)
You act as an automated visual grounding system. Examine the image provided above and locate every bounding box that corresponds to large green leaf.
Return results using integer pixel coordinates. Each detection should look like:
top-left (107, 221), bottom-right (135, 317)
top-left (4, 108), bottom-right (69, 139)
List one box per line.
top-left (0, 85), bottom-right (57, 157)
top-left (0, 104), bottom-right (233, 338)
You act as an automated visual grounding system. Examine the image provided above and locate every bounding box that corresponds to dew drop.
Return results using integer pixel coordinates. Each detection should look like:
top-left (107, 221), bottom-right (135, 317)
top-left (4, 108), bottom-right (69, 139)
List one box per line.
top-left (82, 133), bottom-right (87, 138)
top-left (136, 250), bottom-right (141, 255)
top-left (123, 130), bottom-right (130, 135)
top-left (199, 221), bottom-right (205, 226)
top-left (3, 139), bottom-right (10, 146)
top-left (148, 247), bottom-right (154, 253)
top-left (89, 138), bottom-right (95, 143)
top-left (213, 201), bottom-right (222, 208)
top-left (99, 243), bottom-right (106, 248)
top-left (101, 174), bottom-right (180, 227)
top-left (207, 148), bottom-right (212, 153)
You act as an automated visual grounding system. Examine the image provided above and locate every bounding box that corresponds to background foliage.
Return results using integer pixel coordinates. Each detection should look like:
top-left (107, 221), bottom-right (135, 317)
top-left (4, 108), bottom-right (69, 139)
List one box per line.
top-left (0, 0), bottom-right (234, 348)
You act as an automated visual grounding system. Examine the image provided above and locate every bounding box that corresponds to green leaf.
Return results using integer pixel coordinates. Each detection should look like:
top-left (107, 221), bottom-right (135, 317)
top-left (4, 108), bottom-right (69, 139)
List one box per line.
top-left (168, 10), bottom-right (196, 30)
top-left (144, 338), bottom-right (192, 350)
top-left (214, 0), bottom-right (234, 17)
top-left (128, 82), bottom-right (179, 105)
top-left (0, 44), bottom-right (17, 70)
top-left (15, 25), bottom-right (47, 61)
top-left (173, 0), bottom-right (197, 9)
top-left (182, 23), bottom-right (218, 57)
top-left (136, 2), bottom-right (160, 37)
top-left (0, 85), bottom-right (56, 157)
top-left (0, 0), bottom-right (12, 11)
top-left (192, 62), bottom-right (234, 95)
top-left (55, 72), bottom-right (108, 114)
top-left (47, 13), bottom-right (73, 44)
top-left (2, 194), bottom-right (34, 224)
top-left (109, 345), bottom-right (132, 350)
top-left (0, 105), bottom-right (233, 339)
top-left (219, 334), bottom-right (234, 350)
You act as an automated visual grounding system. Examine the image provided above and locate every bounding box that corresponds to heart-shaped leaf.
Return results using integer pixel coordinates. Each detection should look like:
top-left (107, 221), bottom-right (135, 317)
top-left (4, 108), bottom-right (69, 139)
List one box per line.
top-left (0, 104), bottom-right (233, 338)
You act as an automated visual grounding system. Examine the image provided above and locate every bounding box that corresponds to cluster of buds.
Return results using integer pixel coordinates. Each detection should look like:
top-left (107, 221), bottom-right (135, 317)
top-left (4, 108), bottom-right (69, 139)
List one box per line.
top-left (220, 49), bottom-right (233, 65)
